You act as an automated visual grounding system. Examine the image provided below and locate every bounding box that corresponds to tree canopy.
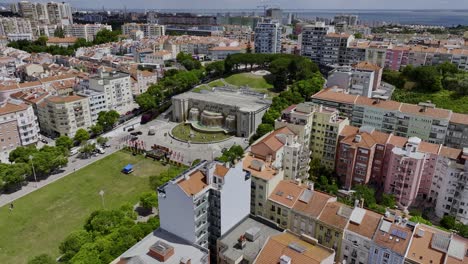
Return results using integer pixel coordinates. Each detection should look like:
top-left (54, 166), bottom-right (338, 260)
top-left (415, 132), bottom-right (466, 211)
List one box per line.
top-left (74, 129), bottom-right (90, 145)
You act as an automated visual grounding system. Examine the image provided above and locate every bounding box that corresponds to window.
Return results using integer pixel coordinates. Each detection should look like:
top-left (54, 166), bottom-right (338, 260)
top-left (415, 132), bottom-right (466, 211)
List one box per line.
top-left (384, 253), bottom-right (390, 259)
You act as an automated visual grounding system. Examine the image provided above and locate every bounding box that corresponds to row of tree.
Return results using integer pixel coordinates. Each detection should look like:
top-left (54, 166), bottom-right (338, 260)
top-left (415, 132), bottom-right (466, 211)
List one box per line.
top-left (383, 62), bottom-right (468, 95)
top-left (1, 145), bottom-right (69, 192)
top-left (8, 29), bottom-right (121, 56)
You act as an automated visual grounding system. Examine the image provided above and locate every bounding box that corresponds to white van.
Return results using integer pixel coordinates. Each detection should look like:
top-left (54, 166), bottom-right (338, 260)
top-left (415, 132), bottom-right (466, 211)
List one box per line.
top-left (70, 147), bottom-right (79, 156)
top-left (96, 147), bottom-right (106, 154)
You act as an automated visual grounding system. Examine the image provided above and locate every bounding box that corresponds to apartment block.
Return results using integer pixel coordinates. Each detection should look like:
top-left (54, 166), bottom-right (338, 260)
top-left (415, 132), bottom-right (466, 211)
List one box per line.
top-left (250, 126), bottom-right (308, 180)
top-left (76, 88), bottom-right (107, 123)
top-left (312, 88), bottom-right (468, 148)
top-left (254, 21), bottom-right (282, 54)
top-left (341, 208), bottom-right (382, 264)
top-left (64, 24), bottom-right (112, 42)
top-left (0, 99), bottom-right (39, 161)
top-left (122, 23), bottom-right (166, 38)
top-left (37, 95), bottom-right (91, 137)
top-left (157, 160), bottom-right (251, 259)
top-left (87, 71), bottom-right (134, 115)
top-left (0, 17), bottom-right (33, 37)
top-left (300, 22), bottom-right (335, 64)
top-left (431, 147), bottom-right (468, 224)
top-left (321, 33), bottom-right (354, 66)
top-left (385, 46), bottom-right (410, 71)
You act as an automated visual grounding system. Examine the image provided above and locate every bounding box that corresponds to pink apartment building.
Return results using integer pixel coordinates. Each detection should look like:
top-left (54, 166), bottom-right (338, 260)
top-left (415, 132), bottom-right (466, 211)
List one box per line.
top-left (385, 46), bottom-right (410, 71)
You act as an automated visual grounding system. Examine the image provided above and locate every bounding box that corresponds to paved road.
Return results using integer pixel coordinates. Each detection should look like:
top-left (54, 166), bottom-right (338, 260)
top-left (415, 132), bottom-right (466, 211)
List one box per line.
top-left (0, 114), bottom-right (248, 207)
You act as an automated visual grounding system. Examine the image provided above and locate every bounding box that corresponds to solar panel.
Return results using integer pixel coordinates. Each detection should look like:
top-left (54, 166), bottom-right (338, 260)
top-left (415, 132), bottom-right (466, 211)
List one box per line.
top-left (391, 229), bottom-right (408, 240)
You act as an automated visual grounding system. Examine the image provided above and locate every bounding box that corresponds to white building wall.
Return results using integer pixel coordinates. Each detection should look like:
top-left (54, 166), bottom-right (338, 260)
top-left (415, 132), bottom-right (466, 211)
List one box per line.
top-left (219, 161), bottom-right (251, 235)
top-left (158, 182), bottom-right (198, 243)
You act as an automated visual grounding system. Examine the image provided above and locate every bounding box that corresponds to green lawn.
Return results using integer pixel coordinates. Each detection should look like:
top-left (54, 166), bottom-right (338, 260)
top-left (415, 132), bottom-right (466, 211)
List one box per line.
top-left (208, 80), bottom-right (225, 87)
top-left (224, 72), bottom-right (273, 89)
top-left (192, 85), bottom-right (212, 93)
top-left (0, 151), bottom-right (174, 264)
top-left (171, 123), bottom-right (232, 143)
top-left (392, 89), bottom-right (468, 114)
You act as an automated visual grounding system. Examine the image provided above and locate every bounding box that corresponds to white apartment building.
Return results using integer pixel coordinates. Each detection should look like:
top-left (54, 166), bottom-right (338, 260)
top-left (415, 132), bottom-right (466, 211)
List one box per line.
top-left (157, 160), bottom-right (251, 258)
top-left (46, 2), bottom-right (73, 25)
top-left (432, 147), bottom-right (468, 224)
top-left (37, 95), bottom-right (92, 137)
top-left (131, 70), bottom-right (158, 95)
top-left (87, 71), bottom-right (133, 115)
top-left (76, 88), bottom-right (107, 123)
top-left (254, 21), bottom-right (282, 54)
top-left (12, 1), bottom-right (73, 33)
top-left (328, 66), bottom-right (375, 97)
top-left (64, 24), bottom-right (112, 42)
top-left (0, 17), bottom-right (33, 37)
top-left (122, 23), bottom-right (166, 38)
top-left (0, 99), bottom-right (39, 162)
top-left (301, 22), bottom-right (335, 64)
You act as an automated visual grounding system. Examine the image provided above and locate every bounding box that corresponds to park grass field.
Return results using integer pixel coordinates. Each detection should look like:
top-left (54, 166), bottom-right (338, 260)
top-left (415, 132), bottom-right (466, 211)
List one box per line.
top-left (224, 72), bottom-right (277, 98)
top-left (0, 151), bottom-right (174, 264)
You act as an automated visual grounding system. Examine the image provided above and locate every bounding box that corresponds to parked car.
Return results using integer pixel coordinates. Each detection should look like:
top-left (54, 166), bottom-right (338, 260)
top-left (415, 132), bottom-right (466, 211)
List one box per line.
top-left (127, 127), bottom-right (135, 132)
top-left (102, 143), bottom-right (111, 148)
top-left (136, 131), bottom-right (143, 135)
top-left (130, 136), bottom-right (138, 141)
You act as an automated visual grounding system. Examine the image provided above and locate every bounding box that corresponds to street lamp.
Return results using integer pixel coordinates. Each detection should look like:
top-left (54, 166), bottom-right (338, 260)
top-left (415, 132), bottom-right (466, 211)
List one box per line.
top-left (99, 190), bottom-right (105, 209)
top-left (29, 155), bottom-right (37, 188)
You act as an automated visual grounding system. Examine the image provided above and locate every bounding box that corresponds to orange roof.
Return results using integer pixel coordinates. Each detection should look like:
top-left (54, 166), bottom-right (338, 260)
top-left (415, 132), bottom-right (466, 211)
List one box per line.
top-left (387, 134), bottom-right (409, 148)
top-left (251, 126), bottom-right (295, 159)
top-left (255, 233), bottom-right (334, 264)
top-left (293, 190), bottom-right (334, 219)
top-left (47, 37), bottom-right (78, 43)
top-left (400, 103), bottom-right (451, 119)
top-left (439, 146), bottom-right (462, 160)
top-left (311, 88), bottom-right (358, 104)
top-left (346, 210), bottom-right (381, 239)
top-left (450, 112), bottom-right (468, 125)
top-left (418, 141), bottom-right (440, 155)
top-left (242, 154), bottom-right (279, 181)
top-left (177, 170), bottom-right (208, 196)
top-left (269, 180), bottom-right (306, 209)
top-left (373, 221), bottom-right (412, 255)
top-left (0, 102), bottom-right (29, 115)
top-left (46, 95), bottom-right (86, 104)
top-left (214, 164), bottom-right (229, 178)
top-left (317, 202), bottom-right (351, 230)
top-left (356, 97), bottom-right (401, 111)
top-left (340, 126), bottom-right (390, 149)
top-left (353, 61), bottom-right (382, 71)
top-left (406, 225), bottom-right (449, 264)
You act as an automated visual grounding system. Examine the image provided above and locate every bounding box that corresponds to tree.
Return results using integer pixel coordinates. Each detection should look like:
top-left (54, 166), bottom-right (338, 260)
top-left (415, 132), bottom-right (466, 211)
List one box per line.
top-left (380, 193), bottom-right (397, 208)
top-left (409, 215), bottom-right (432, 226)
top-left (90, 124), bottom-right (104, 135)
top-left (74, 129), bottom-right (90, 145)
top-left (352, 185), bottom-right (377, 208)
top-left (93, 29), bottom-right (119, 45)
top-left (54, 27), bottom-right (65, 38)
top-left (354, 32), bottom-right (363, 39)
top-left (149, 167), bottom-right (182, 190)
top-left (84, 209), bottom-right (133, 235)
top-left (440, 215), bottom-right (457, 229)
top-left (437, 61), bottom-right (459, 76)
top-left (56, 135), bottom-right (73, 150)
top-left (0, 163), bottom-right (30, 191)
top-left (217, 145), bottom-right (244, 164)
top-left (139, 192), bottom-right (158, 211)
top-left (9, 145), bottom-right (37, 163)
top-left (135, 93), bottom-right (158, 111)
top-left (255, 123), bottom-right (274, 138)
top-left (59, 230), bottom-right (92, 262)
top-left (97, 136), bottom-right (108, 146)
top-left (261, 109), bottom-right (280, 125)
top-left (79, 143), bottom-right (96, 159)
top-left (28, 254), bottom-right (55, 264)
top-left (97, 110), bottom-right (120, 131)
top-left (205, 61), bottom-right (225, 77)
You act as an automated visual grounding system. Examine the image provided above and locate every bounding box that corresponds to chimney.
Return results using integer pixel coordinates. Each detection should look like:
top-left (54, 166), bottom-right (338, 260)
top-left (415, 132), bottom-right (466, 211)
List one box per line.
top-left (148, 241), bottom-right (175, 262)
top-left (294, 178), bottom-right (302, 186)
top-left (307, 182), bottom-right (314, 190)
top-left (180, 257), bottom-right (191, 264)
top-left (354, 135), bottom-right (362, 143)
top-left (360, 198), bottom-right (364, 208)
top-left (280, 255), bottom-right (292, 264)
top-left (354, 199), bottom-right (360, 208)
top-left (237, 235), bottom-right (247, 249)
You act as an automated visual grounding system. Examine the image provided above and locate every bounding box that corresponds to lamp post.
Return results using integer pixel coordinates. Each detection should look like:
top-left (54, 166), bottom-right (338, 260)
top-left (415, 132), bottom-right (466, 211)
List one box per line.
top-left (29, 155), bottom-right (37, 188)
top-left (99, 190), bottom-right (105, 209)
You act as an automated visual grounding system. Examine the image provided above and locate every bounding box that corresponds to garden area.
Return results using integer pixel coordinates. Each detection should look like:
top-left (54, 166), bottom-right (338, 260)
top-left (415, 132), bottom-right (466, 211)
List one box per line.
top-left (0, 151), bottom-right (179, 264)
top-left (171, 123), bottom-right (232, 143)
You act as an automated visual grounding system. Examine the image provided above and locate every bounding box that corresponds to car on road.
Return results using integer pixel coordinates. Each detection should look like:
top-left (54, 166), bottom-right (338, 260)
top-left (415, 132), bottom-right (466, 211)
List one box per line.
top-left (130, 136), bottom-right (138, 141)
top-left (102, 143), bottom-right (111, 148)
top-left (130, 131), bottom-right (142, 136)
top-left (127, 127), bottom-right (135, 132)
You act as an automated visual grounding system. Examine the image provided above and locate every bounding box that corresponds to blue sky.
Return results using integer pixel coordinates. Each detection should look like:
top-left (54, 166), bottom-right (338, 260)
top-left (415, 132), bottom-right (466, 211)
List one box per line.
top-left (56, 0), bottom-right (468, 10)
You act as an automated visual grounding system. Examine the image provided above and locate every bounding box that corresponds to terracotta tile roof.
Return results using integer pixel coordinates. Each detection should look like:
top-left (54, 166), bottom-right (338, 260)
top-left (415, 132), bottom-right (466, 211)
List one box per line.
top-left (326, 33), bottom-right (351, 38)
top-left (293, 190), bottom-right (334, 219)
top-left (347, 210), bottom-right (381, 239)
top-left (373, 221), bottom-right (412, 255)
top-left (387, 134), bottom-right (409, 148)
top-left (251, 127), bottom-right (295, 159)
top-left (339, 125), bottom-right (360, 138)
top-left (209, 46), bottom-right (243, 51)
top-left (450, 112), bottom-right (468, 125)
top-left (353, 61), bottom-right (382, 71)
top-left (311, 88), bottom-right (358, 104)
top-left (39, 73), bottom-right (76, 83)
top-left (418, 141), bottom-right (440, 155)
top-left (46, 95), bottom-right (86, 104)
top-left (269, 180), bottom-right (306, 209)
top-left (439, 146), bottom-right (461, 160)
top-left (0, 102), bottom-right (29, 115)
top-left (340, 126), bottom-right (390, 149)
top-left (355, 97), bottom-right (401, 111)
top-left (406, 225), bottom-right (449, 264)
top-left (0, 83), bottom-right (20, 91)
top-left (243, 154), bottom-right (279, 181)
top-left (400, 103), bottom-right (451, 119)
top-left (18, 81), bottom-right (42, 88)
top-left (47, 37), bottom-right (78, 44)
top-left (255, 233), bottom-right (334, 264)
top-left (317, 202), bottom-right (351, 230)
top-left (214, 164), bottom-right (229, 178)
top-left (177, 170), bottom-right (208, 196)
